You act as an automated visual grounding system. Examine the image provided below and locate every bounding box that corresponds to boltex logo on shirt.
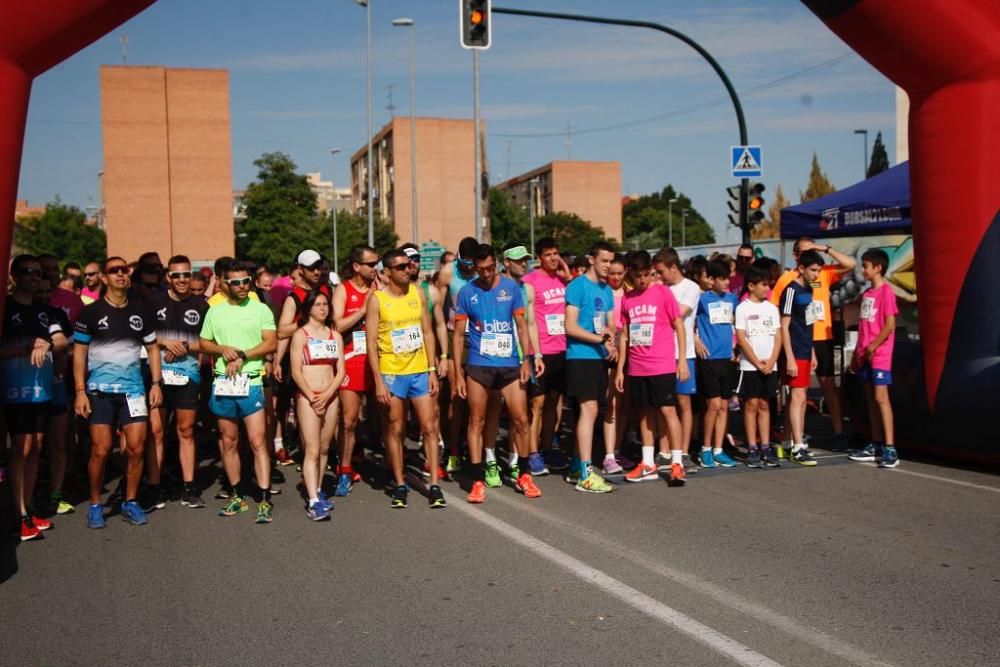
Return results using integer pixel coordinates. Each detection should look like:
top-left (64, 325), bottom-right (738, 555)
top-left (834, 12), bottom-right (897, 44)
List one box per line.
top-left (97, 315), bottom-right (109, 330)
top-left (184, 309), bottom-right (201, 326)
top-left (11, 312), bottom-right (21, 326)
top-left (497, 289), bottom-right (512, 302)
top-left (129, 315), bottom-right (144, 331)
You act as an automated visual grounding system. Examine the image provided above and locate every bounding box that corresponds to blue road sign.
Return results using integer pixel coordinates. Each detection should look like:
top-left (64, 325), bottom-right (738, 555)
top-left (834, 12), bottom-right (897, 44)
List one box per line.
top-left (731, 145), bottom-right (763, 178)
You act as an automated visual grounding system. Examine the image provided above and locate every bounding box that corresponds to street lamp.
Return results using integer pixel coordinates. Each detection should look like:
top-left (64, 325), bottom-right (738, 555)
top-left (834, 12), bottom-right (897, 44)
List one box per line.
top-left (528, 177), bottom-right (540, 261)
top-left (681, 208), bottom-right (688, 248)
top-left (392, 17), bottom-right (418, 245)
top-left (357, 0), bottom-right (374, 245)
top-left (667, 197), bottom-right (678, 247)
top-left (854, 128), bottom-right (869, 178)
top-left (330, 147), bottom-right (342, 270)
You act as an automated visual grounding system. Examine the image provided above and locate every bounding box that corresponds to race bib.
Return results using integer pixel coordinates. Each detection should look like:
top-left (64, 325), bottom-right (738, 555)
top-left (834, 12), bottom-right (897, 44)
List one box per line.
top-left (351, 330), bottom-right (367, 355)
top-left (860, 297), bottom-right (876, 322)
top-left (746, 315), bottom-right (777, 338)
top-left (629, 323), bottom-right (654, 347)
top-left (126, 393), bottom-right (148, 418)
top-left (593, 313), bottom-right (606, 335)
top-left (709, 301), bottom-right (733, 325)
top-left (214, 374), bottom-right (250, 397)
top-left (480, 332), bottom-right (513, 358)
top-left (545, 313), bottom-right (565, 336)
top-left (805, 302), bottom-right (818, 326)
top-left (162, 369), bottom-right (189, 386)
top-left (812, 300), bottom-right (826, 321)
top-left (391, 325), bottom-right (423, 354)
top-left (308, 338), bottom-right (339, 360)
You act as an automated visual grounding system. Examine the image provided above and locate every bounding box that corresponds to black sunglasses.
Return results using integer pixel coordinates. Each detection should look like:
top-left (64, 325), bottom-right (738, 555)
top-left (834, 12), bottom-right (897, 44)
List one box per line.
top-left (407, 255), bottom-right (421, 263)
top-left (168, 271), bottom-right (192, 279)
top-left (84, 271), bottom-right (99, 277)
top-left (388, 263), bottom-right (410, 272)
top-left (105, 266), bottom-right (129, 276)
top-left (302, 263), bottom-right (323, 272)
top-left (358, 261), bottom-right (379, 268)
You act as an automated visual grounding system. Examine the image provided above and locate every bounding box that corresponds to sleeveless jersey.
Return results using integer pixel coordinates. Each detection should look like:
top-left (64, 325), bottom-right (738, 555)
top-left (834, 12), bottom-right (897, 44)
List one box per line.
top-left (375, 284), bottom-right (428, 375)
top-left (342, 279), bottom-right (369, 361)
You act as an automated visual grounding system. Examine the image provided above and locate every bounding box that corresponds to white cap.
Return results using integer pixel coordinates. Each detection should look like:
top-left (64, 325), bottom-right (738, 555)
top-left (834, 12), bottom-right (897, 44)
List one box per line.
top-left (297, 249), bottom-right (322, 267)
top-left (403, 247), bottom-right (420, 259)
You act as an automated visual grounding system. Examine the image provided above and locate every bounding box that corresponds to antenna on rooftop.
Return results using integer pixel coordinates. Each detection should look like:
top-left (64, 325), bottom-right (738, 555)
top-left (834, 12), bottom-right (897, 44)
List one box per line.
top-left (386, 84), bottom-right (396, 118)
top-left (120, 33), bottom-right (129, 65)
top-left (565, 121), bottom-right (574, 159)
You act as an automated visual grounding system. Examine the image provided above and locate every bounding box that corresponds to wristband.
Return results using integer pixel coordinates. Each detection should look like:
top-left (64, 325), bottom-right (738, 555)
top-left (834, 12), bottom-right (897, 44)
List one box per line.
top-left (428, 366), bottom-right (437, 372)
top-left (75, 384), bottom-right (86, 392)
top-left (533, 353), bottom-right (543, 360)
top-left (439, 353), bottom-right (449, 360)
top-left (237, 350), bottom-right (248, 361)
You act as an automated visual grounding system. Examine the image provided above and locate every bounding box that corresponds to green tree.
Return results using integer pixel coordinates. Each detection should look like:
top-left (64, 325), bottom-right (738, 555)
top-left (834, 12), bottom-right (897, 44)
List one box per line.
top-left (752, 183), bottom-right (789, 240)
top-left (622, 184), bottom-right (714, 248)
top-left (487, 188), bottom-right (529, 249)
top-left (867, 131), bottom-right (890, 178)
top-left (320, 210), bottom-right (399, 271)
top-left (14, 198), bottom-right (106, 265)
top-left (536, 211), bottom-right (616, 258)
top-left (800, 153), bottom-right (836, 202)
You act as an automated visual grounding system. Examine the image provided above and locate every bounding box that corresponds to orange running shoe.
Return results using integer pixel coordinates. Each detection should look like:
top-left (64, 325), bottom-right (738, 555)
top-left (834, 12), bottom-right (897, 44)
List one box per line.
top-left (669, 462), bottom-right (687, 487)
top-left (625, 462), bottom-right (659, 483)
top-left (467, 480), bottom-right (486, 504)
top-left (515, 473), bottom-right (542, 499)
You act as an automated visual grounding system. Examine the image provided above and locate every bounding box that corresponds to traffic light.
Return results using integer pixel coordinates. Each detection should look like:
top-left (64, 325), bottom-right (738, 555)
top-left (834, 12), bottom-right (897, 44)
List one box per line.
top-left (747, 182), bottom-right (766, 226)
top-left (460, 0), bottom-right (491, 50)
top-left (727, 184), bottom-right (742, 228)
top-left (727, 182), bottom-right (766, 228)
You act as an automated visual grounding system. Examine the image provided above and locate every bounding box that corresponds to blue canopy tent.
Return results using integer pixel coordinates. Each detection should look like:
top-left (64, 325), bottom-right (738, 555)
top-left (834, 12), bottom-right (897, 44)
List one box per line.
top-left (781, 161), bottom-right (910, 238)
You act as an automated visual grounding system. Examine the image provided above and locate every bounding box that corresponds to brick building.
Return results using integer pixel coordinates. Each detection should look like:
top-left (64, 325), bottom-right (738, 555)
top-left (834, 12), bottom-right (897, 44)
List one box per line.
top-left (100, 66), bottom-right (233, 263)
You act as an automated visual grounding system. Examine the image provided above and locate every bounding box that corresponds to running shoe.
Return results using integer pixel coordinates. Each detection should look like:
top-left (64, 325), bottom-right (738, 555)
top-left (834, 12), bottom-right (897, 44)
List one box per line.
top-left (121, 500), bottom-right (148, 526)
top-left (563, 468), bottom-right (581, 485)
top-left (428, 485), bottom-right (447, 508)
top-left (256, 500), bottom-right (274, 523)
top-left (181, 488), bottom-right (206, 509)
top-left (140, 486), bottom-right (166, 512)
top-left (421, 462), bottom-right (448, 481)
top-left (49, 491), bottom-right (74, 515)
top-left (306, 502), bottom-right (331, 521)
top-left (87, 503), bottom-right (106, 529)
top-left (542, 448), bottom-right (570, 472)
top-left (333, 473), bottom-right (352, 497)
top-left (390, 485), bottom-right (408, 509)
top-left (602, 456), bottom-right (624, 475)
top-left (214, 485), bottom-right (232, 500)
top-left (762, 448), bottom-right (781, 467)
top-left (575, 470), bottom-right (614, 494)
top-left (746, 450), bottom-right (762, 469)
top-left (615, 451), bottom-right (638, 470)
top-left (682, 453), bottom-right (699, 474)
top-left (879, 446), bottom-right (900, 468)
top-left (668, 462), bottom-right (687, 487)
top-left (31, 515), bottom-right (52, 531)
top-left (509, 463), bottom-right (522, 482)
top-left (445, 455), bottom-right (462, 474)
top-left (848, 443), bottom-right (882, 463)
top-left (625, 462), bottom-right (659, 483)
top-left (791, 448), bottom-right (818, 466)
top-left (515, 473), bottom-right (542, 499)
top-left (728, 396), bottom-right (741, 412)
top-left (317, 490), bottom-right (334, 513)
top-left (18, 516), bottom-right (41, 542)
top-left (775, 444), bottom-right (787, 461)
top-left (699, 450), bottom-right (717, 468)
top-left (527, 452), bottom-right (549, 476)
top-left (219, 494), bottom-right (249, 517)
top-left (484, 461), bottom-right (502, 488)
top-left (467, 480), bottom-right (486, 504)
top-left (714, 450), bottom-right (738, 467)
top-left (654, 452), bottom-right (672, 471)
top-left (275, 447), bottom-right (295, 466)
top-left (831, 432), bottom-right (850, 452)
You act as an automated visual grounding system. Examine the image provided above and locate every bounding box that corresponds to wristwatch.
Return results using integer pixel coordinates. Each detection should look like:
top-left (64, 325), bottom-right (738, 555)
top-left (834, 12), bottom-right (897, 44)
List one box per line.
top-left (237, 350), bottom-right (248, 361)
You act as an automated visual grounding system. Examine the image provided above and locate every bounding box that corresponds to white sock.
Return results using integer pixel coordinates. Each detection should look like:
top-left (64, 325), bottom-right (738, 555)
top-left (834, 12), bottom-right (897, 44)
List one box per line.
top-left (642, 446), bottom-right (655, 467)
top-left (671, 450), bottom-right (683, 465)
top-left (274, 437), bottom-right (284, 452)
top-left (713, 447), bottom-right (723, 455)
top-left (308, 497), bottom-right (318, 506)
top-left (792, 442), bottom-right (805, 452)
top-left (510, 452), bottom-right (519, 467)
top-left (485, 448), bottom-right (496, 463)
top-left (783, 439), bottom-right (793, 448)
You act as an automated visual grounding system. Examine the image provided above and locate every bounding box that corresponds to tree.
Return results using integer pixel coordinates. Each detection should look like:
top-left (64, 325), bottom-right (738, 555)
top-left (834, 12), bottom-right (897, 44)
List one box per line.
top-left (800, 153), bottom-right (836, 202)
top-left (867, 131), bottom-right (890, 178)
top-left (14, 198), bottom-right (106, 265)
top-left (752, 183), bottom-right (789, 240)
top-left (536, 211), bottom-right (616, 258)
top-left (320, 210), bottom-right (398, 271)
top-left (487, 188), bottom-right (529, 250)
top-left (622, 184), bottom-right (715, 248)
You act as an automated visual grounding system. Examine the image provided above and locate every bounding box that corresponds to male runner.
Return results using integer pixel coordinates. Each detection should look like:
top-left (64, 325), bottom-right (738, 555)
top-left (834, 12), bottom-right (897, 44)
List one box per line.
top-left (454, 244), bottom-right (542, 503)
top-left (366, 249), bottom-right (444, 509)
top-left (81, 262), bottom-right (102, 303)
top-left (74, 256), bottom-right (163, 529)
top-left (199, 259), bottom-right (278, 522)
top-left (146, 255), bottom-right (209, 508)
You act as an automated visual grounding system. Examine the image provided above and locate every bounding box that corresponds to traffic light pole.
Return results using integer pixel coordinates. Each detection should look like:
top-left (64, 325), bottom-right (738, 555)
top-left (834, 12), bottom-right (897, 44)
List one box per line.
top-left (492, 6), bottom-right (753, 244)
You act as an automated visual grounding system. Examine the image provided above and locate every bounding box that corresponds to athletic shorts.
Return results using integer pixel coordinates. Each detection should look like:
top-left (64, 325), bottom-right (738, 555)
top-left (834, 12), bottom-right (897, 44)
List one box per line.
top-left (466, 364), bottom-right (521, 391)
top-left (534, 352), bottom-right (567, 395)
top-left (566, 359), bottom-right (609, 402)
top-left (628, 373), bottom-right (677, 408)
top-left (857, 364), bottom-right (892, 386)
top-left (736, 370), bottom-right (779, 399)
top-left (382, 372), bottom-right (430, 400)
top-left (89, 392), bottom-right (149, 427)
top-left (813, 340), bottom-right (835, 377)
top-left (48, 380), bottom-right (69, 416)
top-left (341, 356), bottom-right (372, 393)
top-left (696, 358), bottom-right (734, 399)
top-left (676, 358), bottom-right (697, 396)
top-left (162, 379), bottom-right (200, 411)
top-left (4, 403), bottom-right (50, 435)
top-left (209, 384), bottom-right (266, 420)
top-left (783, 358), bottom-right (812, 389)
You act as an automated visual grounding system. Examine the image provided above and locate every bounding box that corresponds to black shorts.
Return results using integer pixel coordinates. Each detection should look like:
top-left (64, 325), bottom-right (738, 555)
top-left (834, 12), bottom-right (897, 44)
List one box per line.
top-left (566, 359), bottom-right (609, 402)
top-left (466, 364), bottom-right (521, 391)
top-left (629, 373), bottom-right (677, 408)
top-left (534, 352), bottom-right (567, 395)
top-left (162, 380), bottom-right (200, 411)
top-left (697, 358), bottom-right (734, 399)
top-left (89, 392), bottom-right (148, 427)
top-left (4, 403), bottom-right (50, 435)
top-left (736, 370), bottom-right (779, 399)
top-left (814, 340), bottom-right (835, 377)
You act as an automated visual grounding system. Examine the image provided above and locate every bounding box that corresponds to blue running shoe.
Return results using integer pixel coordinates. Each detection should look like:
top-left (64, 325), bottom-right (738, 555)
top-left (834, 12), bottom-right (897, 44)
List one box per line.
top-left (333, 474), bottom-right (352, 497)
top-left (848, 443), bottom-right (882, 462)
top-left (713, 451), bottom-right (737, 467)
top-left (306, 502), bottom-right (331, 521)
top-left (542, 448), bottom-right (570, 472)
top-left (121, 500), bottom-right (148, 526)
top-left (528, 452), bottom-right (549, 476)
top-left (879, 446), bottom-right (900, 468)
top-left (87, 503), bottom-right (106, 529)
top-left (317, 490), bottom-right (335, 512)
top-left (699, 450), bottom-right (717, 468)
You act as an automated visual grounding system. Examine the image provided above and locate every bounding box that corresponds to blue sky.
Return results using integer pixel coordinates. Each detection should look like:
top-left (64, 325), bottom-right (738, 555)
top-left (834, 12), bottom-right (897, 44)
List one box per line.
top-left (18, 0), bottom-right (896, 245)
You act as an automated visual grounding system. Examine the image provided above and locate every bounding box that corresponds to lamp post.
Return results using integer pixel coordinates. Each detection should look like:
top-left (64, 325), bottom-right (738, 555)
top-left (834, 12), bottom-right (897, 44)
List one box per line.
top-left (667, 197), bottom-right (678, 246)
top-left (528, 177), bottom-right (540, 260)
top-left (392, 17), bottom-right (418, 244)
top-left (356, 0), bottom-right (374, 245)
top-left (854, 128), bottom-right (869, 178)
top-left (681, 208), bottom-right (688, 248)
top-left (473, 50), bottom-right (482, 241)
top-left (330, 147), bottom-right (341, 270)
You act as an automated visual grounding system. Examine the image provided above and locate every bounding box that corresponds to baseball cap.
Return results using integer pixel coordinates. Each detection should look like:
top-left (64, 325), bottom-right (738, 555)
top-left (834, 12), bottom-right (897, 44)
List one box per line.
top-left (297, 249), bottom-right (322, 267)
top-left (403, 247), bottom-right (420, 261)
top-left (503, 245), bottom-right (531, 261)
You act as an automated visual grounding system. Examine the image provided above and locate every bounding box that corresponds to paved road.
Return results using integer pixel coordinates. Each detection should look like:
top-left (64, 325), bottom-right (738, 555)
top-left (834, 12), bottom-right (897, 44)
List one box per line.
top-left (3, 443), bottom-right (999, 666)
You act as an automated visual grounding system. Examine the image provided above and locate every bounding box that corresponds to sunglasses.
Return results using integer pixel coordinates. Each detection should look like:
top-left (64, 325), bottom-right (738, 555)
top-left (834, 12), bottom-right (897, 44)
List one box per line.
top-left (457, 257), bottom-right (474, 267)
top-left (105, 266), bottom-right (129, 276)
top-left (84, 271), bottom-right (99, 277)
top-left (407, 255), bottom-right (421, 263)
top-left (18, 268), bottom-right (43, 277)
top-left (302, 264), bottom-right (323, 272)
top-left (226, 277), bottom-right (252, 286)
top-left (737, 255), bottom-right (754, 261)
top-left (168, 271), bottom-right (192, 279)
top-left (388, 263), bottom-right (410, 272)
top-left (358, 261), bottom-right (379, 268)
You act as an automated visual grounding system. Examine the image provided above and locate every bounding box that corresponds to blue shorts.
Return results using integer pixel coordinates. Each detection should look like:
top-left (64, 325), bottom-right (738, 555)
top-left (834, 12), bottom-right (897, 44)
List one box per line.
top-left (381, 372), bottom-right (430, 400)
top-left (209, 384), bottom-right (266, 420)
top-left (676, 358), bottom-right (697, 395)
top-left (857, 364), bottom-right (892, 386)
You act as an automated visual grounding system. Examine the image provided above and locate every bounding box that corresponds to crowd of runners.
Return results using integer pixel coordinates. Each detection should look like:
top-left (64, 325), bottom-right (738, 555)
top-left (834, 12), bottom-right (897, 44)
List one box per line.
top-left (2, 235), bottom-right (900, 539)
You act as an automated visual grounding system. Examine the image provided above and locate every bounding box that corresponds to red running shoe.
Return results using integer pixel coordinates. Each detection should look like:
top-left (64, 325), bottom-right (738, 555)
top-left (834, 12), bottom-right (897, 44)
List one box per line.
top-left (31, 515), bottom-right (53, 531)
top-left (19, 517), bottom-right (41, 541)
top-left (467, 480), bottom-right (486, 504)
top-left (275, 448), bottom-right (294, 466)
top-left (515, 473), bottom-right (542, 499)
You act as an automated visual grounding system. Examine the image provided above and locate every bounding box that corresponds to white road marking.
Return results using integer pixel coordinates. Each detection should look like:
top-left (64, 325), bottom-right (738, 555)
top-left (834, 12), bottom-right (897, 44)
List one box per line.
top-left (444, 490), bottom-right (786, 667)
top-left (854, 463), bottom-right (1000, 493)
top-left (485, 491), bottom-right (893, 667)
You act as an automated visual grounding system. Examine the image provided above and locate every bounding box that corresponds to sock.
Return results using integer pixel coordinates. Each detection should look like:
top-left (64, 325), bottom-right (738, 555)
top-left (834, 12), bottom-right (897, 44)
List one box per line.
top-left (509, 452), bottom-right (519, 469)
top-left (478, 463), bottom-right (487, 481)
top-left (274, 437), bottom-right (284, 451)
top-left (581, 459), bottom-right (591, 476)
top-left (761, 442), bottom-right (771, 450)
top-left (570, 455), bottom-right (581, 474)
top-left (792, 443), bottom-right (805, 453)
top-left (308, 497), bottom-right (319, 507)
top-left (671, 450), bottom-right (683, 465)
top-left (21, 512), bottom-right (28, 519)
top-left (641, 445), bottom-right (655, 467)
top-left (260, 486), bottom-right (271, 502)
top-left (485, 448), bottom-right (496, 463)
top-left (340, 464), bottom-right (353, 475)
top-left (713, 447), bottom-right (723, 455)
top-left (748, 443), bottom-right (759, 451)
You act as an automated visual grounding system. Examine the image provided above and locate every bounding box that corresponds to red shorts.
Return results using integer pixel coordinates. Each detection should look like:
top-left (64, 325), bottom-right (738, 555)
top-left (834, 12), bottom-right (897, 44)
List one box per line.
top-left (341, 356), bottom-right (372, 392)
top-left (783, 358), bottom-right (812, 388)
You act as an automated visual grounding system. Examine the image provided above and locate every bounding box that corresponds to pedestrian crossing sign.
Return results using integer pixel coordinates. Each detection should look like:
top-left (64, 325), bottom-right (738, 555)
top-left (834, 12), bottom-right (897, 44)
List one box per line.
top-left (731, 145), bottom-right (763, 178)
